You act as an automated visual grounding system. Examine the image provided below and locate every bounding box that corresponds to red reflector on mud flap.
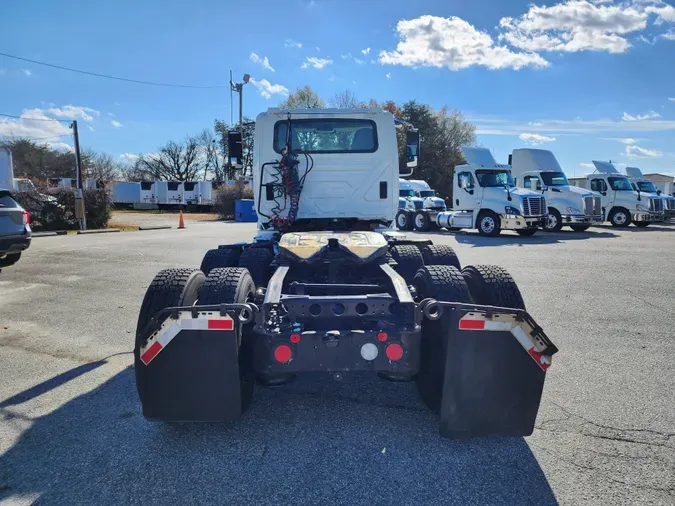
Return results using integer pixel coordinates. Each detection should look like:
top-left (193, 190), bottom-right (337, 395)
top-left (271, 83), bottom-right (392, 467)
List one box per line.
top-left (140, 341), bottom-right (163, 365)
top-left (208, 319), bottom-right (234, 330)
top-left (458, 319), bottom-right (485, 330)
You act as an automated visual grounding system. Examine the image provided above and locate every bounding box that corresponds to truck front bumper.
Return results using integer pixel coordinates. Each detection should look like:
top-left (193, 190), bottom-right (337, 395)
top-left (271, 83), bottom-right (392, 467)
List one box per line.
top-left (632, 212), bottom-right (664, 223)
top-left (560, 214), bottom-right (603, 225)
top-left (500, 215), bottom-right (546, 230)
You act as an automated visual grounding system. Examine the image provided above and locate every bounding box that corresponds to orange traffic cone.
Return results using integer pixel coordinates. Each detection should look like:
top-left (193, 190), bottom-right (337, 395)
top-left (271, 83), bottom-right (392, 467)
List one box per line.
top-left (178, 210), bottom-right (185, 229)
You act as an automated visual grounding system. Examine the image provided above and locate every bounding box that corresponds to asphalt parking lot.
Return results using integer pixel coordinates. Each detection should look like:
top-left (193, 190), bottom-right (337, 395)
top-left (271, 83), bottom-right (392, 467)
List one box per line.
top-left (1, 222), bottom-right (674, 505)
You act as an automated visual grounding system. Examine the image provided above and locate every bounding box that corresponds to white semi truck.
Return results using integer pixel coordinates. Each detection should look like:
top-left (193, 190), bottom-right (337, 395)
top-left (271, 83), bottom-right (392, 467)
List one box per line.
top-left (434, 147), bottom-right (547, 237)
top-left (509, 148), bottom-right (603, 232)
top-left (624, 167), bottom-right (672, 221)
top-left (583, 161), bottom-right (664, 227)
top-left (396, 179), bottom-right (446, 231)
top-left (132, 108), bottom-right (557, 439)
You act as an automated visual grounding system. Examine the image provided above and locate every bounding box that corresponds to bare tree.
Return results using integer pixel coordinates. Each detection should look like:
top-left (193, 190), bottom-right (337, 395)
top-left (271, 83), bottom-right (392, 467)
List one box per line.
top-left (83, 151), bottom-right (123, 183)
top-left (198, 128), bottom-right (226, 182)
top-left (328, 89), bottom-right (360, 109)
top-left (138, 135), bottom-right (203, 181)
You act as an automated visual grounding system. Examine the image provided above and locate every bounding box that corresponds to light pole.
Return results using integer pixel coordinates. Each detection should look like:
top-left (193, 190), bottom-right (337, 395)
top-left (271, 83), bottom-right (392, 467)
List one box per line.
top-left (230, 73), bottom-right (250, 131)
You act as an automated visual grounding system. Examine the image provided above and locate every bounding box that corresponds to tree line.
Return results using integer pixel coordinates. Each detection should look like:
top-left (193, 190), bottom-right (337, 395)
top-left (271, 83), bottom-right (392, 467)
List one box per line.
top-left (2, 86), bottom-right (476, 199)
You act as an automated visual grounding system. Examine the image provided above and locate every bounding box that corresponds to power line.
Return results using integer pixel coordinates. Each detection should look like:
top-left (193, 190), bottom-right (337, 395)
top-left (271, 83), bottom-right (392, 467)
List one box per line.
top-left (0, 52), bottom-right (229, 89)
top-left (0, 112), bottom-right (72, 123)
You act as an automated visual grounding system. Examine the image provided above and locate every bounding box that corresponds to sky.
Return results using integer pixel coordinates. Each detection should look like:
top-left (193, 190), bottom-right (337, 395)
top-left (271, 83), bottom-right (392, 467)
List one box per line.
top-left (1, 0), bottom-right (675, 178)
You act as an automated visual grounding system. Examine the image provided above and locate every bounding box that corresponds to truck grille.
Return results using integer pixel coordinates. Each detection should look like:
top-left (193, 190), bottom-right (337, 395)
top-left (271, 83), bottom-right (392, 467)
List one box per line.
top-left (584, 196), bottom-right (602, 216)
top-left (521, 196), bottom-right (545, 217)
top-left (649, 198), bottom-right (663, 213)
top-left (667, 199), bottom-right (675, 211)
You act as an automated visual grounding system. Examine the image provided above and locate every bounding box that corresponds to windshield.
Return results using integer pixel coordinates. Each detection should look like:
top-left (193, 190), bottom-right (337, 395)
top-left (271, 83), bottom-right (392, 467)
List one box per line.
top-left (608, 177), bottom-right (633, 191)
top-left (274, 119), bottom-right (378, 153)
top-left (419, 190), bottom-right (436, 198)
top-left (540, 172), bottom-right (569, 186)
top-left (399, 189), bottom-right (417, 198)
top-left (636, 181), bottom-right (657, 193)
top-left (475, 170), bottom-right (515, 188)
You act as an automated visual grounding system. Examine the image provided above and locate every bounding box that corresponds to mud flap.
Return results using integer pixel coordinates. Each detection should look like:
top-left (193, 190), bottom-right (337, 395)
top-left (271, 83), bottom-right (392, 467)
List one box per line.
top-left (436, 307), bottom-right (555, 438)
top-left (137, 327), bottom-right (246, 422)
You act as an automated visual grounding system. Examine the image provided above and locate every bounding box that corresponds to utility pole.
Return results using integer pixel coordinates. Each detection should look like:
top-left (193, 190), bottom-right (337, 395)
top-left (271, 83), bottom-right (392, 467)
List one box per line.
top-left (230, 73), bottom-right (250, 175)
top-left (71, 120), bottom-right (86, 230)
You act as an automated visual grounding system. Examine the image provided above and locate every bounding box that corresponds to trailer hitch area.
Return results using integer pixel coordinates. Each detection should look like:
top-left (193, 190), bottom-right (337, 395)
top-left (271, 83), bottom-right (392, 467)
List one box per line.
top-left (144, 302), bottom-right (259, 338)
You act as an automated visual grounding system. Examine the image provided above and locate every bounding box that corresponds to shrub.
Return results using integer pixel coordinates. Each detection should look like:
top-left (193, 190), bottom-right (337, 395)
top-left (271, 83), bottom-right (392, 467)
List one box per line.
top-left (14, 187), bottom-right (112, 231)
top-left (214, 181), bottom-right (254, 220)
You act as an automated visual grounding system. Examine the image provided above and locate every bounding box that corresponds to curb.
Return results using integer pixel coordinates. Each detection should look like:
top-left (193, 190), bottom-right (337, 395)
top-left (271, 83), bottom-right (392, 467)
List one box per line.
top-left (32, 231), bottom-right (68, 237)
top-left (77, 229), bottom-right (121, 235)
top-left (138, 225), bottom-right (172, 231)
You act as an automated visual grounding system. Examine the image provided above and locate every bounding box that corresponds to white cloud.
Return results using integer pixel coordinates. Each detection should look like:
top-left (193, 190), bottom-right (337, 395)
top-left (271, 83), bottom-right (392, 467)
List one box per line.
top-left (43, 105), bottom-right (100, 122)
top-left (86, 125), bottom-right (95, 132)
top-left (519, 132), bottom-right (557, 145)
top-left (386, 72), bottom-right (391, 79)
top-left (669, 97), bottom-right (675, 102)
top-left (622, 110), bottom-right (661, 121)
top-left (328, 75), bottom-right (335, 81)
top-left (341, 53), bottom-right (352, 60)
top-left (353, 57), bottom-right (365, 64)
top-left (285, 39), bottom-right (302, 48)
top-left (662, 29), bottom-right (675, 39)
top-left (379, 15), bottom-right (549, 71)
top-left (499, 1), bottom-right (648, 53)
top-left (0, 107), bottom-right (72, 140)
top-left (316, 46), bottom-right (321, 51)
top-left (615, 137), bottom-right (637, 144)
top-left (120, 153), bottom-right (139, 162)
top-left (625, 144), bottom-right (662, 157)
top-left (249, 52), bottom-right (275, 72)
top-left (249, 77), bottom-right (289, 99)
top-left (580, 162), bottom-right (596, 168)
top-left (301, 56), bottom-right (333, 69)
top-left (108, 112), bottom-right (115, 117)
top-left (21, 69), bottom-right (32, 76)
top-left (361, 47), bottom-right (371, 55)
top-left (44, 142), bottom-right (74, 153)
top-left (645, 2), bottom-right (675, 23)
top-left (111, 120), bottom-right (122, 128)
top-left (471, 114), bottom-right (675, 134)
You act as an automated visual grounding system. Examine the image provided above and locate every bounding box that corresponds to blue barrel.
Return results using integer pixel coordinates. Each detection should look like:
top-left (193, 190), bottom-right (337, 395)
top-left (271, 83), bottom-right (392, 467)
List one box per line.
top-left (234, 199), bottom-right (257, 222)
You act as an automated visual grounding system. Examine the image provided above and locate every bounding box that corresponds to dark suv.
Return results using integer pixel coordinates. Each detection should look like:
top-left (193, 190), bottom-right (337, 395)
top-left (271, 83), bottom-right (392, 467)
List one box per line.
top-left (0, 189), bottom-right (31, 270)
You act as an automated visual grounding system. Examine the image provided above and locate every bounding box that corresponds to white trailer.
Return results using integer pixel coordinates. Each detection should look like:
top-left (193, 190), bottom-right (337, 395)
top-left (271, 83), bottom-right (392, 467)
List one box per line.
top-left (155, 181), bottom-right (184, 207)
top-left (181, 181), bottom-right (213, 206)
top-left (434, 147), bottom-right (547, 236)
top-left (509, 148), bottom-right (603, 232)
top-left (1, 147), bottom-right (14, 190)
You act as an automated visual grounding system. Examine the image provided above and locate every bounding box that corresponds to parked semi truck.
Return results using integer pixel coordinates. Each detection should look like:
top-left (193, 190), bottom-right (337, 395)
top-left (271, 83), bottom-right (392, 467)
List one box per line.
top-left (434, 147), bottom-right (547, 237)
top-left (624, 167), bottom-right (673, 221)
top-left (396, 179), bottom-right (446, 231)
top-left (584, 161), bottom-right (664, 227)
top-left (509, 148), bottom-right (603, 232)
top-left (133, 108), bottom-right (557, 439)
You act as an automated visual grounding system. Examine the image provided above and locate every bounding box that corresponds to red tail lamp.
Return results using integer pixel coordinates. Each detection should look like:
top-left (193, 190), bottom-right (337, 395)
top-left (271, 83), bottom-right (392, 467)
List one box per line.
top-left (274, 344), bottom-right (293, 363)
top-left (385, 343), bottom-right (404, 361)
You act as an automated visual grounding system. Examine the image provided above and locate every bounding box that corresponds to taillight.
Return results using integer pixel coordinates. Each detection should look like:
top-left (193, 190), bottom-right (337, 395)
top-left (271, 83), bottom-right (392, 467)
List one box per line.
top-left (385, 343), bottom-right (404, 361)
top-left (22, 210), bottom-right (31, 225)
top-left (274, 344), bottom-right (293, 363)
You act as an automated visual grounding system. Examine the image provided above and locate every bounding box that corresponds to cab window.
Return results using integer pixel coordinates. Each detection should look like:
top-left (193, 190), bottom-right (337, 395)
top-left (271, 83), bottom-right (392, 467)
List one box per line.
top-left (523, 175), bottom-right (542, 190)
top-left (457, 172), bottom-right (474, 189)
top-left (590, 179), bottom-right (607, 192)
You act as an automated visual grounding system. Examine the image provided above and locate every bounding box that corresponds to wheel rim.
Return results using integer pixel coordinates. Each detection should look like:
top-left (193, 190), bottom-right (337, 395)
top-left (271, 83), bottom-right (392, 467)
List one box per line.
top-left (481, 216), bottom-right (495, 233)
top-left (546, 213), bottom-right (557, 229)
top-left (397, 214), bottom-right (407, 227)
top-left (614, 212), bottom-right (627, 225)
top-left (415, 214), bottom-right (425, 229)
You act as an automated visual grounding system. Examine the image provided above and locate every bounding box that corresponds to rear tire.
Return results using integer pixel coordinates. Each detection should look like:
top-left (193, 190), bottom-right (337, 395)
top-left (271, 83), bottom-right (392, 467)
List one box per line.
top-left (199, 267), bottom-right (256, 411)
top-left (238, 247), bottom-right (274, 288)
top-left (570, 225), bottom-right (590, 232)
top-left (134, 268), bottom-right (205, 395)
top-left (421, 245), bottom-right (460, 269)
top-left (477, 210), bottom-right (501, 237)
top-left (200, 248), bottom-right (241, 276)
top-left (634, 222), bottom-right (649, 228)
top-left (413, 265), bottom-right (472, 412)
top-left (413, 211), bottom-right (431, 231)
top-left (0, 252), bottom-right (21, 267)
top-left (609, 207), bottom-right (631, 227)
top-left (461, 265), bottom-right (526, 310)
top-left (390, 245), bottom-right (424, 284)
top-left (396, 210), bottom-right (413, 231)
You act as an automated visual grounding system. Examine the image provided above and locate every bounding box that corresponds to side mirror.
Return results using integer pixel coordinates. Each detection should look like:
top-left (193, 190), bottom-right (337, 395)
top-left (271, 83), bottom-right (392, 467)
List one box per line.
top-left (228, 130), bottom-right (243, 169)
top-left (601, 191), bottom-right (607, 196)
top-left (657, 190), bottom-right (662, 195)
top-left (541, 184), bottom-right (548, 192)
top-left (406, 129), bottom-right (420, 169)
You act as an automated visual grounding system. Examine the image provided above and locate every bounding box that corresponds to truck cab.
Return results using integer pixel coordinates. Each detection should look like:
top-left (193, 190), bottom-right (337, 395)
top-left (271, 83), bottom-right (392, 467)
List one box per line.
top-left (435, 147), bottom-right (547, 237)
top-left (587, 161), bottom-right (664, 228)
top-left (509, 148), bottom-right (603, 232)
top-left (396, 179), bottom-right (446, 231)
top-left (624, 167), bottom-right (670, 221)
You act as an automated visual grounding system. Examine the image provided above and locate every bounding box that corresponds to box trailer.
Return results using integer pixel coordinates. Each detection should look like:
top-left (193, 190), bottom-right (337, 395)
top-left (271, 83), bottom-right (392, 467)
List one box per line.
top-left (156, 181), bottom-right (184, 207)
top-left (112, 182), bottom-right (141, 207)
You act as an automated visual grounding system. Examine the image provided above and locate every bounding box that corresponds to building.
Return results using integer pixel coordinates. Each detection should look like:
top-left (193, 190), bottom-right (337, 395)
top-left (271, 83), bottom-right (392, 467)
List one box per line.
top-left (643, 173), bottom-right (675, 184)
top-left (568, 177), bottom-right (586, 188)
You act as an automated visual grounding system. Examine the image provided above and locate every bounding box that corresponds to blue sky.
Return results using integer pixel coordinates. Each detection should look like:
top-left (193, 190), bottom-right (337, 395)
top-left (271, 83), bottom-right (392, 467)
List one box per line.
top-left (1, 0), bottom-right (674, 177)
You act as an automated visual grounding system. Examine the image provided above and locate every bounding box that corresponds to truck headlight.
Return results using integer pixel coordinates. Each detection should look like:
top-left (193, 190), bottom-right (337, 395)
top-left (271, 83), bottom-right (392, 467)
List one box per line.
top-left (636, 203), bottom-right (649, 212)
top-left (565, 207), bottom-right (582, 214)
top-left (505, 206), bottom-right (521, 216)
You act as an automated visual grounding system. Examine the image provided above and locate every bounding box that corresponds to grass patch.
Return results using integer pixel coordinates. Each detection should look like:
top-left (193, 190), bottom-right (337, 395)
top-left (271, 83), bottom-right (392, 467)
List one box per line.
top-left (107, 221), bottom-right (139, 231)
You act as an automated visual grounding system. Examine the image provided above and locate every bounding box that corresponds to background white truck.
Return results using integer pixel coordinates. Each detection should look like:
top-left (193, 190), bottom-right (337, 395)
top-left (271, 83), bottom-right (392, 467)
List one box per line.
top-left (624, 167), bottom-right (672, 221)
top-left (509, 148), bottom-right (603, 232)
top-left (434, 147), bottom-right (547, 237)
top-left (396, 179), bottom-right (446, 231)
top-left (581, 161), bottom-right (664, 227)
